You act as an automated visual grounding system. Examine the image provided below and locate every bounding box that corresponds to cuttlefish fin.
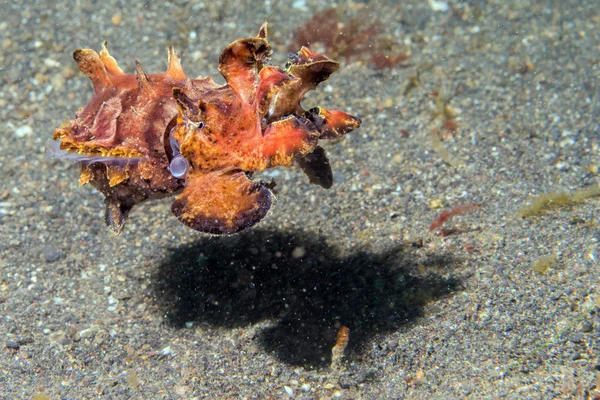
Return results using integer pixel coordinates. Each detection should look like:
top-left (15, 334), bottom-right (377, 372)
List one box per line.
top-left (296, 146), bottom-right (333, 189)
top-left (171, 170), bottom-right (273, 234)
top-left (218, 22), bottom-right (272, 103)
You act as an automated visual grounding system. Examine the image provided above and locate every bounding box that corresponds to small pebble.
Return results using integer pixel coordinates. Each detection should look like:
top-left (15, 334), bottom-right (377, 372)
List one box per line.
top-left (15, 125), bottom-right (33, 137)
top-left (569, 333), bottom-right (583, 343)
top-left (111, 13), bottom-right (122, 25)
top-left (43, 247), bottom-right (64, 263)
top-left (292, 246), bottom-right (306, 258)
top-left (43, 58), bottom-right (60, 68)
top-left (77, 327), bottom-right (98, 340)
top-left (292, 0), bottom-right (307, 9)
top-left (429, 0), bottom-right (449, 11)
top-left (6, 340), bottom-right (19, 350)
top-left (580, 322), bottom-right (593, 333)
top-left (160, 346), bottom-right (173, 358)
top-left (93, 330), bottom-right (107, 345)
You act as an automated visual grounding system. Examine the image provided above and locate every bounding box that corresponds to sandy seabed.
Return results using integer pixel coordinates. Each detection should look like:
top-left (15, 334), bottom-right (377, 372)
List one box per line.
top-left (1, 0), bottom-right (599, 398)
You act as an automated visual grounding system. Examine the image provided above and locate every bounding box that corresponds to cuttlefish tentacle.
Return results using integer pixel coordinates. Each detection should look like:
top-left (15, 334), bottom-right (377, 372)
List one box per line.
top-left (168, 127), bottom-right (187, 178)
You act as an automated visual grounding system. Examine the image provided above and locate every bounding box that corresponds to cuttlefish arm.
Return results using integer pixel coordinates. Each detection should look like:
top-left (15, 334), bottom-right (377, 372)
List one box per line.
top-left (295, 146), bottom-right (333, 189)
top-left (218, 21), bottom-right (272, 103)
top-left (171, 170), bottom-right (273, 234)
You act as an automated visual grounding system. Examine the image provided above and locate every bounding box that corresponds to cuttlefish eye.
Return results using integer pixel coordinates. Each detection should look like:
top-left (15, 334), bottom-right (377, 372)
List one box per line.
top-left (169, 154), bottom-right (189, 178)
top-left (184, 118), bottom-right (205, 131)
top-left (169, 122), bottom-right (205, 156)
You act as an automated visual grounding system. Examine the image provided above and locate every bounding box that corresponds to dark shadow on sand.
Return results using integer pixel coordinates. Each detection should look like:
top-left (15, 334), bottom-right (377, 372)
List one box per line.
top-left (153, 228), bottom-right (461, 368)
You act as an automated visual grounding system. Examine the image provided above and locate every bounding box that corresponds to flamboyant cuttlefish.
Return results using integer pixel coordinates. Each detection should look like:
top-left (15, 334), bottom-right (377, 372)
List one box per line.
top-left (49, 23), bottom-right (361, 234)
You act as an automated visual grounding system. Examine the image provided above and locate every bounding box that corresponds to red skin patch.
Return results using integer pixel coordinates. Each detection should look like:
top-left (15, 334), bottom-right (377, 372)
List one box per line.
top-left (52, 23), bottom-right (361, 234)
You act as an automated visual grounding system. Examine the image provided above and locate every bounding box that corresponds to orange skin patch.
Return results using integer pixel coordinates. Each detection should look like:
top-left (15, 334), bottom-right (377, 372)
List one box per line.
top-left (52, 23), bottom-right (361, 234)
